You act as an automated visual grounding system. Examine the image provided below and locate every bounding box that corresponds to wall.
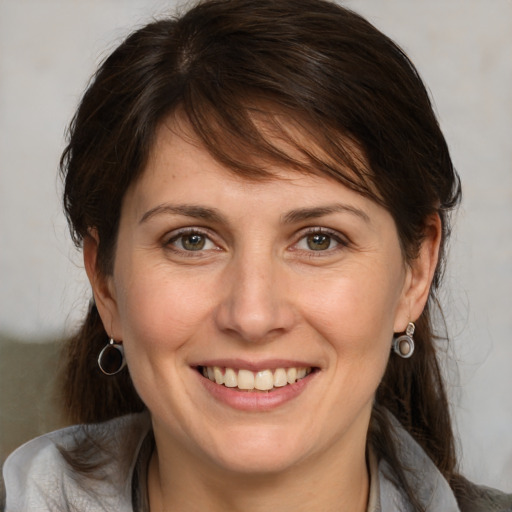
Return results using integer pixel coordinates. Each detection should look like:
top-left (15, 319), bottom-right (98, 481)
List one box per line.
top-left (0, 0), bottom-right (511, 491)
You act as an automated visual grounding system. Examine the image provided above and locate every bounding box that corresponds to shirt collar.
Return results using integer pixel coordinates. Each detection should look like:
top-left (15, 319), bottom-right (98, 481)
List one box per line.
top-left (366, 413), bottom-right (460, 512)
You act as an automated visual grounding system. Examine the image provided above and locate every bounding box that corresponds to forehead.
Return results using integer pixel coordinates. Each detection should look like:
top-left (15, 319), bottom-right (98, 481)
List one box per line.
top-left (146, 110), bottom-right (375, 189)
top-left (137, 123), bottom-right (332, 205)
top-left (141, 117), bottom-right (352, 195)
top-left (122, 119), bottom-right (388, 233)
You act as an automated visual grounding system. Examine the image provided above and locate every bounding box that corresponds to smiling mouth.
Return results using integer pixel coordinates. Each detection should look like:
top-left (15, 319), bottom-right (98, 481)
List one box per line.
top-left (198, 366), bottom-right (314, 392)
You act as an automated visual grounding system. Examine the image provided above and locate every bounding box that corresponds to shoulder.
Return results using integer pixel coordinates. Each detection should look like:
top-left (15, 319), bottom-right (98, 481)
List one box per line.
top-left (455, 476), bottom-right (512, 512)
top-left (2, 412), bottom-right (151, 512)
top-left (377, 412), bottom-right (512, 512)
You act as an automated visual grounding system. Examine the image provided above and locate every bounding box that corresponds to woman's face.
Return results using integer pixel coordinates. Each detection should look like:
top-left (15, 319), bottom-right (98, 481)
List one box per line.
top-left (92, 121), bottom-right (430, 476)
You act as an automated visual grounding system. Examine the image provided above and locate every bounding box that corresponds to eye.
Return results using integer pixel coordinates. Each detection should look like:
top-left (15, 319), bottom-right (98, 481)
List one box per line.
top-left (179, 233), bottom-right (207, 251)
top-left (294, 229), bottom-right (346, 252)
top-left (166, 229), bottom-right (217, 252)
top-left (305, 233), bottom-right (334, 251)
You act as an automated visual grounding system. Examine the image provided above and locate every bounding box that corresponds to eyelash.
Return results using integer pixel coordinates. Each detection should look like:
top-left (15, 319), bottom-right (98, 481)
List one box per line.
top-left (162, 226), bottom-right (349, 257)
top-left (292, 227), bottom-right (350, 256)
top-left (163, 228), bottom-right (220, 257)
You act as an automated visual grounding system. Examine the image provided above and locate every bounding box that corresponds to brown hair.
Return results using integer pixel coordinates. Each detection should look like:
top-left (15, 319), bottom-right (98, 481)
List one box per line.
top-left (60, 0), bottom-right (461, 507)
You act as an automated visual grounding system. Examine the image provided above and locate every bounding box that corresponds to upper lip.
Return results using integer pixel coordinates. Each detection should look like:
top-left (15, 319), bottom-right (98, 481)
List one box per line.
top-left (192, 358), bottom-right (318, 372)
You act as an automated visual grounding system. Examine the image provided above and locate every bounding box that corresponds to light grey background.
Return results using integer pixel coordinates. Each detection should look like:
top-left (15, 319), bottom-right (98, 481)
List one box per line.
top-left (0, 0), bottom-right (511, 491)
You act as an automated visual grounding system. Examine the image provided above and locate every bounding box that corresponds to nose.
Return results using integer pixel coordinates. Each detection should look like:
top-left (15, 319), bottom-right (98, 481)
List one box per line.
top-left (214, 251), bottom-right (296, 343)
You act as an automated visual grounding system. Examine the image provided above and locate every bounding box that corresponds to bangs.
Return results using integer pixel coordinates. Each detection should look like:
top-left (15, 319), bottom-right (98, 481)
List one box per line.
top-left (171, 84), bottom-right (379, 201)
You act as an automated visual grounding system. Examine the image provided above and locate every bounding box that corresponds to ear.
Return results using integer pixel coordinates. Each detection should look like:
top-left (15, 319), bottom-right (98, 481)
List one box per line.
top-left (83, 230), bottom-right (122, 340)
top-left (393, 214), bottom-right (442, 333)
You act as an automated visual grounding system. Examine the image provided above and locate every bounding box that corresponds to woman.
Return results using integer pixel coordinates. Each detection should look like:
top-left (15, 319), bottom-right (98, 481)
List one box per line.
top-left (3, 0), bottom-right (511, 510)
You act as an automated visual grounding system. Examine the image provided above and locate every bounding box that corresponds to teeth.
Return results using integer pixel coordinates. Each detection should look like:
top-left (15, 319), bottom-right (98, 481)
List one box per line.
top-left (224, 368), bottom-right (237, 388)
top-left (238, 369), bottom-right (255, 390)
top-left (286, 367), bottom-right (297, 384)
top-left (201, 366), bottom-right (312, 391)
top-left (214, 366), bottom-right (224, 385)
top-left (273, 368), bottom-right (288, 387)
top-left (255, 370), bottom-right (273, 391)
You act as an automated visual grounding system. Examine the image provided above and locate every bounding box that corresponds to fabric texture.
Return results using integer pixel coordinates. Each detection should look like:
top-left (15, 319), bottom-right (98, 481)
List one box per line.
top-left (2, 411), bottom-right (511, 511)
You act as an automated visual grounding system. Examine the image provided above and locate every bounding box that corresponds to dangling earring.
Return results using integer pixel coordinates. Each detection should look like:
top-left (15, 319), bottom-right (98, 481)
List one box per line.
top-left (98, 338), bottom-right (126, 375)
top-left (392, 322), bottom-right (415, 359)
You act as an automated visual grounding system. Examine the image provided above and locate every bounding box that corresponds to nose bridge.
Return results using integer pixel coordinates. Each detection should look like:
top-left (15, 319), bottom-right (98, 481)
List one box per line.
top-left (216, 244), bottom-right (294, 342)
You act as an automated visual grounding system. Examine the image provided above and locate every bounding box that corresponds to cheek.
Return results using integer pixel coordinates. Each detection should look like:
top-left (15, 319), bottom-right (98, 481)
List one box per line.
top-left (300, 264), bottom-right (403, 352)
top-left (112, 267), bottom-right (216, 416)
top-left (114, 265), bottom-right (214, 355)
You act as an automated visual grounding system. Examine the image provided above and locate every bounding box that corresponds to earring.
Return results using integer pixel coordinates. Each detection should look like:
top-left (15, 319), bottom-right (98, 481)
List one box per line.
top-left (392, 322), bottom-right (415, 359)
top-left (98, 338), bottom-right (126, 375)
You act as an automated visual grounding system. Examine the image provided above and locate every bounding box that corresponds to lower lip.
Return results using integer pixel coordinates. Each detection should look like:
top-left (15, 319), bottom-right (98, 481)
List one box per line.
top-left (197, 371), bottom-right (317, 411)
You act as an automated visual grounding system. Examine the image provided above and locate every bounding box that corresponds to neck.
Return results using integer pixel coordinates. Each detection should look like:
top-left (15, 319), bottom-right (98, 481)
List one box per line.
top-left (148, 436), bottom-right (370, 512)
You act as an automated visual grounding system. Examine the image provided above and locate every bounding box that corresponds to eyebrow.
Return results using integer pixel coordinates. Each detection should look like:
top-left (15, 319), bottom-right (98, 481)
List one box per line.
top-left (282, 204), bottom-right (371, 225)
top-left (139, 204), bottom-right (226, 224)
top-left (139, 202), bottom-right (371, 226)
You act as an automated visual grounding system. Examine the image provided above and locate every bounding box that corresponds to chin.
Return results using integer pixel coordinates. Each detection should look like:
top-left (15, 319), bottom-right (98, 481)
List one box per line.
top-left (202, 425), bottom-right (311, 475)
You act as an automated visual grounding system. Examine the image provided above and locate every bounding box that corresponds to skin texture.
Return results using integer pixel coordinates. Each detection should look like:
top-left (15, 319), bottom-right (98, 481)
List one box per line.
top-left (85, 120), bottom-right (441, 512)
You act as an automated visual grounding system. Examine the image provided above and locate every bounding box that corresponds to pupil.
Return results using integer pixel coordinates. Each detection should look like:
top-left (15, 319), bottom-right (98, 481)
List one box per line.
top-left (183, 234), bottom-right (205, 251)
top-left (307, 234), bottom-right (330, 250)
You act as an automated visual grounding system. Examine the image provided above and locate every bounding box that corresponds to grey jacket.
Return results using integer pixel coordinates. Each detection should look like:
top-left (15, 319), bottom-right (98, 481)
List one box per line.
top-left (2, 412), bottom-right (511, 511)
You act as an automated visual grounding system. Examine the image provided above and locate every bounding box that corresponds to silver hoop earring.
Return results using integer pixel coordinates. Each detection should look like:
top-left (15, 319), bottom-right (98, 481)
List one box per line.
top-left (392, 322), bottom-right (415, 359)
top-left (98, 338), bottom-right (126, 375)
